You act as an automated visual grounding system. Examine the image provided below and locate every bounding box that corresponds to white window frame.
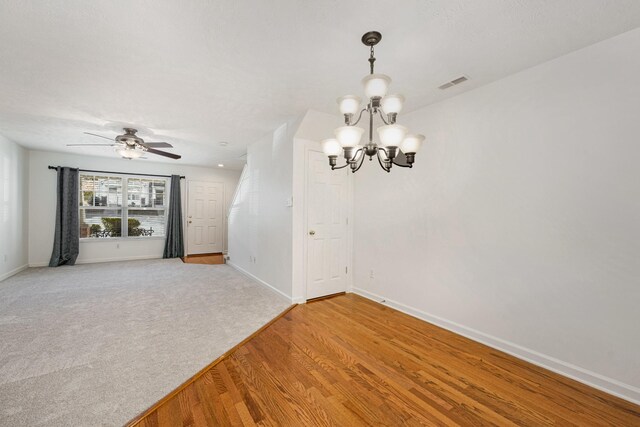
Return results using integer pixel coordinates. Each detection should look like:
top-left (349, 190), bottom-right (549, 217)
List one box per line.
top-left (79, 172), bottom-right (169, 240)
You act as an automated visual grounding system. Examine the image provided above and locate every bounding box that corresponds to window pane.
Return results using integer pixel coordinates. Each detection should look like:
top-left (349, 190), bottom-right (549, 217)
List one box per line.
top-left (128, 178), bottom-right (142, 194)
top-left (153, 180), bottom-right (166, 207)
top-left (128, 209), bottom-right (165, 237)
top-left (127, 179), bottom-right (166, 207)
top-left (80, 175), bottom-right (122, 207)
top-left (96, 176), bottom-right (122, 207)
top-left (94, 193), bottom-right (108, 207)
top-left (80, 175), bottom-right (95, 206)
top-left (127, 178), bottom-right (142, 207)
top-left (80, 209), bottom-right (123, 238)
top-left (128, 178), bottom-right (155, 207)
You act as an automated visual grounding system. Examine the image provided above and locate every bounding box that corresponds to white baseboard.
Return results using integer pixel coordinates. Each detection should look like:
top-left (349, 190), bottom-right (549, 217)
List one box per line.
top-left (0, 264), bottom-right (28, 282)
top-left (29, 255), bottom-right (163, 268)
top-left (351, 287), bottom-right (640, 405)
top-left (227, 262), bottom-right (293, 303)
top-left (292, 296), bottom-right (306, 304)
top-left (76, 255), bottom-right (162, 265)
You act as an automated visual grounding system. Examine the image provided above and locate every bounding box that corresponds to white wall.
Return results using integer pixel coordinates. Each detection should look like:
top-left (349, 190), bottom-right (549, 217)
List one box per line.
top-left (227, 118), bottom-right (299, 299)
top-left (0, 135), bottom-right (29, 281)
top-left (29, 150), bottom-right (241, 266)
top-left (228, 110), bottom-right (344, 302)
top-left (353, 28), bottom-right (640, 403)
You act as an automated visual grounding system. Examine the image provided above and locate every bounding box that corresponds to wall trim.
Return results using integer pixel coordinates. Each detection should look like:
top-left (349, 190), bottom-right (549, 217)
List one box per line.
top-left (28, 262), bottom-right (47, 267)
top-left (29, 254), bottom-right (162, 267)
top-left (352, 287), bottom-right (640, 405)
top-left (227, 261), bottom-right (293, 303)
top-left (0, 264), bottom-right (28, 282)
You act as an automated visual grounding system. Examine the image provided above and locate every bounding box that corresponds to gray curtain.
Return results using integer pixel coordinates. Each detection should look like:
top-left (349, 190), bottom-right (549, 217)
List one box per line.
top-left (163, 175), bottom-right (184, 258)
top-left (49, 167), bottom-right (80, 267)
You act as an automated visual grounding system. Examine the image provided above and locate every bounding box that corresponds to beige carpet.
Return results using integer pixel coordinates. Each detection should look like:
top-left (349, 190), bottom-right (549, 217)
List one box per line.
top-left (0, 259), bottom-right (291, 426)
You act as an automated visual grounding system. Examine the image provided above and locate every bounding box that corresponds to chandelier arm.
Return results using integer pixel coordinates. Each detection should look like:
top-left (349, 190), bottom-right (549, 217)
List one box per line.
top-left (350, 148), bottom-right (364, 162)
top-left (331, 147), bottom-right (363, 170)
top-left (392, 159), bottom-right (413, 168)
top-left (350, 108), bottom-right (368, 126)
top-left (376, 148), bottom-right (391, 172)
top-left (352, 150), bottom-right (367, 173)
top-left (377, 109), bottom-right (390, 125)
top-left (331, 162), bottom-right (350, 170)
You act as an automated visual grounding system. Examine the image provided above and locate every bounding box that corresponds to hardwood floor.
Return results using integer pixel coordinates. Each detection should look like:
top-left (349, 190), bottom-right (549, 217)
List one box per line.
top-left (181, 253), bottom-right (225, 265)
top-left (130, 294), bottom-right (640, 426)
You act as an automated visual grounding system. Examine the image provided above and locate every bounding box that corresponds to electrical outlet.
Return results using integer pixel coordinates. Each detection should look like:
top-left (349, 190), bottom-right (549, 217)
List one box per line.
top-left (369, 270), bottom-right (374, 279)
top-left (116, 243), bottom-right (120, 249)
top-left (3, 254), bottom-right (7, 263)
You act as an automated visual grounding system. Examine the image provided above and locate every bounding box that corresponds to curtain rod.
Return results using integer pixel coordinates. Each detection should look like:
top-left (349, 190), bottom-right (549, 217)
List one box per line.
top-left (47, 166), bottom-right (185, 179)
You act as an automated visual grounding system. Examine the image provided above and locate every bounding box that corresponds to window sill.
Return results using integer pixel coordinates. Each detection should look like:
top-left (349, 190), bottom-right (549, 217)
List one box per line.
top-left (80, 236), bottom-right (165, 243)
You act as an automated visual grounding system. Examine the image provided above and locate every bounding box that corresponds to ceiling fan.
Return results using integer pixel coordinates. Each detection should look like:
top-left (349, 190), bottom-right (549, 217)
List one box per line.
top-left (67, 128), bottom-right (181, 160)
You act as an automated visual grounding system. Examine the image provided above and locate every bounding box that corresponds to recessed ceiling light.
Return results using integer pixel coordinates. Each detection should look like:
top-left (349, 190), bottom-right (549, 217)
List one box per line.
top-left (218, 164), bottom-right (224, 167)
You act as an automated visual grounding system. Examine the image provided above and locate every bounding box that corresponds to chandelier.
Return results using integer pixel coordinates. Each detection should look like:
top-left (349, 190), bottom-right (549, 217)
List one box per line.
top-left (321, 31), bottom-right (425, 173)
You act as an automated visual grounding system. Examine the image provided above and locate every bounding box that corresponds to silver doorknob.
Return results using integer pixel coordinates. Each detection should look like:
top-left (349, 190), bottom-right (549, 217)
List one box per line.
top-left (309, 230), bottom-right (315, 236)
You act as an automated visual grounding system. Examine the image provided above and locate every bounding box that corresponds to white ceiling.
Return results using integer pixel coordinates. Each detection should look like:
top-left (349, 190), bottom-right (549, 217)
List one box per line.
top-left (1, 1), bottom-right (639, 169)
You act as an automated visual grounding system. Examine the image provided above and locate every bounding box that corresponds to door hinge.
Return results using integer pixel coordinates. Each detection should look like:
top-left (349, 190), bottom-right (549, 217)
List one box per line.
top-left (346, 217), bottom-right (349, 225)
top-left (345, 266), bottom-right (348, 274)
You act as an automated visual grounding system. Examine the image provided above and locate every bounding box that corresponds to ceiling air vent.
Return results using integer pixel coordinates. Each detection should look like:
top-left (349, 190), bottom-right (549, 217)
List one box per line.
top-left (438, 75), bottom-right (469, 90)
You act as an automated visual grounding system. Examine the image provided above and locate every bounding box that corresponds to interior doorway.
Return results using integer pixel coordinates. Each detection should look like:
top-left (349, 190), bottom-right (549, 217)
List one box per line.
top-left (186, 181), bottom-right (224, 255)
top-left (304, 149), bottom-right (350, 300)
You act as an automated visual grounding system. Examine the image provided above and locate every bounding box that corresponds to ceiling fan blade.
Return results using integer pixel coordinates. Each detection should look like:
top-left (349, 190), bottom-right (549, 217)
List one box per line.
top-left (144, 142), bottom-right (173, 148)
top-left (67, 143), bottom-right (117, 146)
top-left (145, 147), bottom-right (181, 160)
top-left (83, 132), bottom-right (115, 141)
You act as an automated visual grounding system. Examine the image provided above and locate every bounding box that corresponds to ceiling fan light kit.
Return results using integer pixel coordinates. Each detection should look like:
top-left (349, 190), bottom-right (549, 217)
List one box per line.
top-left (116, 145), bottom-right (145, 159)
top-left (322, 31), bottom-right (425, 173)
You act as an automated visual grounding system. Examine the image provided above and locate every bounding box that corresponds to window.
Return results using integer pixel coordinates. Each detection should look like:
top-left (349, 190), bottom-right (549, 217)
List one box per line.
top-left (79, 174), bottom-right (168, 238)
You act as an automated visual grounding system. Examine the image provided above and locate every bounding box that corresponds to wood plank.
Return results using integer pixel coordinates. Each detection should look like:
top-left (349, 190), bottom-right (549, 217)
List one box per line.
top-left (182, 253), bottom-right (225, 265)
top-left (129, 294), bottom-right (640, 426)
top-left (126, 304), bottom-right (296, 426)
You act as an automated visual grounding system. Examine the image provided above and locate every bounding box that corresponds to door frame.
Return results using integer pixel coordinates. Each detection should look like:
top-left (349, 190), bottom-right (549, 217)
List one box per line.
top-left (185, 180), bottom-right (225, 255)
top-left (300, 142), bottom-right (354, 302)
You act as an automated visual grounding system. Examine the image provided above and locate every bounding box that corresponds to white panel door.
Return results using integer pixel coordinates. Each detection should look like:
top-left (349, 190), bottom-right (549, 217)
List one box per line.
top-left (187, 181), bottom-right (223, 255)
top-left (306, 150), bottom-right (349, 300)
